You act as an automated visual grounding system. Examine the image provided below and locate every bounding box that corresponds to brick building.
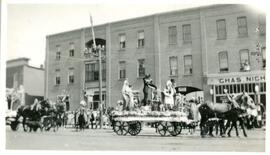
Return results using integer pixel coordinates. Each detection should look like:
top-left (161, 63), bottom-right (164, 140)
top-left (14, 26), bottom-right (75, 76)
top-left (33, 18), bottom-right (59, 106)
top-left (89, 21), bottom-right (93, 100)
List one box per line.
top-left (6, 58), bottom-right (45, 109)
top-left (45, 4), bottom-right (266, 111)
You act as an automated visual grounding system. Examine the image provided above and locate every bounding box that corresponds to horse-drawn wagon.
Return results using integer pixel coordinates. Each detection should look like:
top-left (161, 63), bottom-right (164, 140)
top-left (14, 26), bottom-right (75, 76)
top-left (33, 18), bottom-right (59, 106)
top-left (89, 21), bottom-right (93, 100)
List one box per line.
top-left (110, 109), bottom-right (197, 136)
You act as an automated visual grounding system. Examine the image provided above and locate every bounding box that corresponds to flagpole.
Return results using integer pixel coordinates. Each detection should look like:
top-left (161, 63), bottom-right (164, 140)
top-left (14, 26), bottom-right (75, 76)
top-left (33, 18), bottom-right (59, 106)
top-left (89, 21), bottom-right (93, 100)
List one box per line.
top-left (89, 14), bottom-right (103, 128)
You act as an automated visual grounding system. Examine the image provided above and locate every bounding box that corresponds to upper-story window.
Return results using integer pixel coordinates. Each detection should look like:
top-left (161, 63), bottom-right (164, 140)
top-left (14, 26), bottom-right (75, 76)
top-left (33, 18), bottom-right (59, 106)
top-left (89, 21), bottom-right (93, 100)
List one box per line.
top-left (119, 34), bottom-right (126, 49)
top-left (169, 56), bottom-right (178, 76)
top-left (184, 55), bottom-right (192, 75)
top-left (69, 43), bottom-right (75, 57)
top-left (137, 31), bottom-right (145, 48)
top-left (55, 69), bottom-right (61, 85)
top-left (258, 14), bottom-right (266, 35)
top-left (237, 16), bottom-right (248, 37)
top-left (168, 26), bottom-right (177, 45)
top-left (219, 51), bottom-right (229, 72)
top-left (56, 45), bottom-right (61, 60)
top-left (85, 63), bottom-right (99, 82)
top-left (68, 68), bottom-right (74, 84)
top-left (239, 49), bottom-right (250, 71)
top-left (216, 19), bottom-right (227, 40)
top-left (182, 24), bottom-right (192, 44)
top-left (138, 59), bottom-right (146, 77)
top-left (119, 61), bottom-right (126, 79)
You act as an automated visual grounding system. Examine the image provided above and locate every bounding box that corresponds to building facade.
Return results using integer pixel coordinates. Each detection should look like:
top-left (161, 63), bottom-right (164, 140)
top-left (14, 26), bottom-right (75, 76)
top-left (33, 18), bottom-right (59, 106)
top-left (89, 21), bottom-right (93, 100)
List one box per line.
top-left (45, 4), bottom-right (266, 111)
top-left (6, 58), bottom-right (45, 109)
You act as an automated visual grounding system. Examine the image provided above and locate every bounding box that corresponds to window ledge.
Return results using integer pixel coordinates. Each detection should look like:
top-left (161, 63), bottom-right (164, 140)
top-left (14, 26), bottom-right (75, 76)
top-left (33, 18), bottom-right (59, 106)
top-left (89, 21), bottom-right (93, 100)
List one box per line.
top-left (219, 71), bottom-right (229, 74)
top-left (183, 74), bottom-right (192, 77)
top-left (238, 35), bottom-right (249, 38)
top-left (182, 41), bottom-right (192, 45)
top-left (118, 49), bottom-right (126, 52)
top-left (216, 38), bottom-right (227, 40)
top-left (169, 75), bottom-right (178, 78)
top-left (137, 46), bottom-right (145, 49)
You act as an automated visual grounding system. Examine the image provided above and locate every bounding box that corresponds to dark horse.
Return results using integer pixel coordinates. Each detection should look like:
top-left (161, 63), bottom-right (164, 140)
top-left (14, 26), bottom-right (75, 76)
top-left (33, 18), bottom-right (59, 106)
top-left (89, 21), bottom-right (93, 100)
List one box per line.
top-left (198, 92), bottom-right (256, 137)
top-left (14, 100), bottom-right (50, 132)
top-left (75, 108), bottom-right (87, 131)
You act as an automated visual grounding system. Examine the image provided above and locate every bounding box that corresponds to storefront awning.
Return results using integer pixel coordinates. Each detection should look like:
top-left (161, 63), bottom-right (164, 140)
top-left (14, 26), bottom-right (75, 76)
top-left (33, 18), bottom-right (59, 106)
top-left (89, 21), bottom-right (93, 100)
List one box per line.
top-left (175, 86), bottom-right (202, 95)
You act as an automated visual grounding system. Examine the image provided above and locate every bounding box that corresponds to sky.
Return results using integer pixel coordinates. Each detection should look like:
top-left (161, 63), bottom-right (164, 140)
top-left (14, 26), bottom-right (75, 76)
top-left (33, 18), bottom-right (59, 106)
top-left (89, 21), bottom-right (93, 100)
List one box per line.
top-left (6, 2), bottom-right (207, 67)
top-left (5, 0), bottom-right (267, 67)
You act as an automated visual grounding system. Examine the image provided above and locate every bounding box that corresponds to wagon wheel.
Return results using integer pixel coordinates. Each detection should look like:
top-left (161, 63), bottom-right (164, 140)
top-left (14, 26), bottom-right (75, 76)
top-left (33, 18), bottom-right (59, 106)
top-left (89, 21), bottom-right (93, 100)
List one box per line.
top-left (168, 122), bottom-right (182, 136)
top-left (113, 121), bottom-right (129, 135)
top-left (10, 121), bottom-right (19, 131)
top-left (128, 121), bottom-right (141, 136)
top-left (156, 121), bottom-right (171, 136)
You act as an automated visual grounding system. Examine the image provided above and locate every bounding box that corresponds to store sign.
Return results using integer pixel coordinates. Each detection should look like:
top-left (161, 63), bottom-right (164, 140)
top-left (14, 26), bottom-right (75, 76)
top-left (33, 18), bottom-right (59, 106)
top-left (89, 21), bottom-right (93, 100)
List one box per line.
top-left (208, 74), bottom-right (265, 85)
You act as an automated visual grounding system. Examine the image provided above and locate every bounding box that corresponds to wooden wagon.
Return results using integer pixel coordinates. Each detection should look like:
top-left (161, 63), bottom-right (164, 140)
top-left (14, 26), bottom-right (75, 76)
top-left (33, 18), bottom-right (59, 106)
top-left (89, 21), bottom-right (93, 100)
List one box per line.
top-left (111, 111), bottom-right (196, 136)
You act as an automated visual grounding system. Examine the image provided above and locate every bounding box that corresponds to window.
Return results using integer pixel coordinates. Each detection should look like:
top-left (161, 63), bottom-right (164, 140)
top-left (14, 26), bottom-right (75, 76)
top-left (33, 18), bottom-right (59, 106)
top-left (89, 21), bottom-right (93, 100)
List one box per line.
top-left (169, 56), bottom-right (178, 76)
top-left (138, 59), bottom-right (145, 77)
top-left (184, 55), bottom-right (192, 75)
top-left (56, 46), bottom-right (61, 60)
top-left (237, 16), bottom-right (248, 37)
top-left (182, 24), bottom-right (192, 44)
top-left (216, 19), bottom-right (227, 40)
top-left (68, 68), bottom-right (74, 84)
top-left (69, 43), bottom-right (75, 57)
top-left (239, 49), bottom-right (250, 71)
top-left (119, 61), bottom-right (126, 79)
top-left (85, 63), bottom-right (99, 82)
top-left (262, 47), bottom-right (266, 68)
top-left (137, 31), bottom-right (145, 48)
top-left (168, 26), bottom-right (177, 45)
top-left (219, 51), bottom-right (229, 72)
top-left (119, 34), bottom-right (126, 49)
top-left (258, 14), bottom-right (266, 35)
top-left (55, 69), bottom-right (60, 85)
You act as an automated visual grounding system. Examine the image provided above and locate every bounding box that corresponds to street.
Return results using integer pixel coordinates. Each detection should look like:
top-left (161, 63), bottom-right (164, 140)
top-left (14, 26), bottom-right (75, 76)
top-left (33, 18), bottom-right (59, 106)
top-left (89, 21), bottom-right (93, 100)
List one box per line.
top-left (6, 125), bottom-right (265, 151)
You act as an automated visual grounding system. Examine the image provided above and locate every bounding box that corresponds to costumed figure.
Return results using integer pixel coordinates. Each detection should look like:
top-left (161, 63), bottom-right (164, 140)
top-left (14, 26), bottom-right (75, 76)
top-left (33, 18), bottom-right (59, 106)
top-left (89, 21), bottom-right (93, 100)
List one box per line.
top-left (163, 80), bottom-right (174, 110)
top-left (121, 78), bottom-right (134, 110)
top-left (142, 74), bottom-right (157, 106)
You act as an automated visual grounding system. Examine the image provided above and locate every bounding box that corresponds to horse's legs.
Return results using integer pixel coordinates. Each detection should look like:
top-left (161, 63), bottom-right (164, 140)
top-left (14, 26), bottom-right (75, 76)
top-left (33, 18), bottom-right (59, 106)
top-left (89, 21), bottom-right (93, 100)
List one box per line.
top-left (215, 121), bottom-right (219, 136)
top-left (239, 118), bottom-right (247, 137)
top-left (233, 121), bottom-right (239, 137)
top-left (200, 120), bottom-right (205, 137)
top-left (219, 120), bottom-right (225, 137)
top-left (227, 121), bottom-right (234, 137)
top-left (22, 117), bottom-right (27, 132)
top-left (209, 126), bottom-right (214, 137)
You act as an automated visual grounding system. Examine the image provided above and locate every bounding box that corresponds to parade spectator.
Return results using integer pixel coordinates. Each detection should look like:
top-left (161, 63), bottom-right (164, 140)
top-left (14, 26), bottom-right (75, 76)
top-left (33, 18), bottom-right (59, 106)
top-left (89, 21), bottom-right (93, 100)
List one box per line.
top-left (89, 111), bottom-right (95, 129)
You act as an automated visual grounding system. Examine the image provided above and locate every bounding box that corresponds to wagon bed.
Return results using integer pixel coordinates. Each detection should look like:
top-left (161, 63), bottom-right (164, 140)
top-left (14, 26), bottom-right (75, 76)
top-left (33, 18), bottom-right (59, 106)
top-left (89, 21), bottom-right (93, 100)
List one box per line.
top-left (111, 110), bottom-right (196, 136)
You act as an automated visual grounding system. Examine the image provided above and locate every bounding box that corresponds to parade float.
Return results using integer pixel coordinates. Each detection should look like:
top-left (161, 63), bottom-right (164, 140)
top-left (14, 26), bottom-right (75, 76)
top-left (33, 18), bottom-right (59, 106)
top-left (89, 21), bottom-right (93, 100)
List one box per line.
top-left (110, 108), bottom-right (196, 136)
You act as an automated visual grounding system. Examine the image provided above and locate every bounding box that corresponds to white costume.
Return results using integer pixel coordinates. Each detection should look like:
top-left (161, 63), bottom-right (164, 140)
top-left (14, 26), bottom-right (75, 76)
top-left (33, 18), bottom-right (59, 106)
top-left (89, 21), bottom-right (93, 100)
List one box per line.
top-left (163, 80), bottom-right (174, 108)
top-left (122, 79), bottom-right (134, 109)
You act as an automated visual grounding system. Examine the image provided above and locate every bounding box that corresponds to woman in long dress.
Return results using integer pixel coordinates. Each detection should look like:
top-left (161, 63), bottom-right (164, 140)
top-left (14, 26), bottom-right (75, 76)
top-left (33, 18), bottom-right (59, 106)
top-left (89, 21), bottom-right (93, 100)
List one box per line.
top-left (122, 78), bottom-right (134, 110)
top-left (163, 80), bottom-right (174, 110)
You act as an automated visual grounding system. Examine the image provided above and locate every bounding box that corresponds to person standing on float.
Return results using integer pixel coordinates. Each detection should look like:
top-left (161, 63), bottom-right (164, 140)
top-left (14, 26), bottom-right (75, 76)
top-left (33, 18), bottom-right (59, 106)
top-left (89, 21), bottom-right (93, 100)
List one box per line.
top-left (163, 80), bottom-right (174, 110)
